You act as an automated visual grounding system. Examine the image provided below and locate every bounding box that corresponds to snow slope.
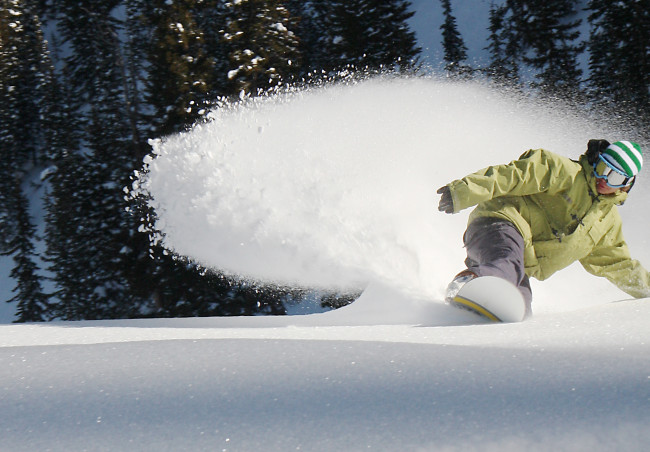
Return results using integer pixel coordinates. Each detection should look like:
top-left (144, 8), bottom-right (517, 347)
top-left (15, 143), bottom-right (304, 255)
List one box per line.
top-left (1, 294), bottom-right (649, 451)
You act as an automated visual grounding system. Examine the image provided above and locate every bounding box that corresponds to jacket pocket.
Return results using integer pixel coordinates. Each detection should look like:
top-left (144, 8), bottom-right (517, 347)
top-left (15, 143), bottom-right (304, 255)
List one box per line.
top-left (532, 235), bottom-right (593, 280)
top-left (586, 216), bottom-right (612, 246)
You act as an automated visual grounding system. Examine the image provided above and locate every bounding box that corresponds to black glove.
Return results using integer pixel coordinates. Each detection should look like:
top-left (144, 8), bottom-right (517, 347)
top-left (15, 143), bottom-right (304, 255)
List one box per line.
top-left (437, 186), bottom-right (454, 214)
top-left (586, 139), bottom-right (610, 165)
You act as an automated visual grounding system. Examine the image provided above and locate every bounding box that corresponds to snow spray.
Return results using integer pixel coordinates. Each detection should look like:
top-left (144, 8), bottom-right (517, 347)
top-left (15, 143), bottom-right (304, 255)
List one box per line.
top-left (131, 76), bottom-right (649, 310)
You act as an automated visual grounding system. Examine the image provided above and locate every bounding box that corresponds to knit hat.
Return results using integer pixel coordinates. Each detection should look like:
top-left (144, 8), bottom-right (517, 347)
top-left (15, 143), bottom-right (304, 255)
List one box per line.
top-left (601, 141), bottom-right (643, 177)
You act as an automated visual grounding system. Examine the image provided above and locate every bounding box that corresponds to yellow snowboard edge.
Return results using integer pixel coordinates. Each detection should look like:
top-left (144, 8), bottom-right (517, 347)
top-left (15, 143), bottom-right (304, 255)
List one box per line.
top-left (451, 295), bottom-right (502, 322)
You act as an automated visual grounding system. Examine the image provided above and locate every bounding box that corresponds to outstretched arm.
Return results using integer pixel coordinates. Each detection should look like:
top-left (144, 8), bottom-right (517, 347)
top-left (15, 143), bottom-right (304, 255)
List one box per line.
top-left (580, 228), bottom-right (650, 299)
top-left (580, 247), bottom-right (650, 299)
top-left (437, 149), bottom-right (574, 214)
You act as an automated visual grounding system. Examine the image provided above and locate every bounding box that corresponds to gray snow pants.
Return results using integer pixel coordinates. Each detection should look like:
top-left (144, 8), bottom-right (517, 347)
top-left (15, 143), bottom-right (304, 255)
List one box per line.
top-left (463, 218), bottom-right (533, 317)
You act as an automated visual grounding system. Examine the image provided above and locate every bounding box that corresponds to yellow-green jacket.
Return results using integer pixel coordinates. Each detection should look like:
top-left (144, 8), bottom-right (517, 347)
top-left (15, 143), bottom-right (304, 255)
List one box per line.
top-left (447, 149), bottom-right (650, 298)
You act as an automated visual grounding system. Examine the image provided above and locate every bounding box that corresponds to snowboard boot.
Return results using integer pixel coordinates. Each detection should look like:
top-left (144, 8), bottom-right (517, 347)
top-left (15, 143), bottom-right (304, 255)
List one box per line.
top-left (445, 269), bottom-right (477, 304)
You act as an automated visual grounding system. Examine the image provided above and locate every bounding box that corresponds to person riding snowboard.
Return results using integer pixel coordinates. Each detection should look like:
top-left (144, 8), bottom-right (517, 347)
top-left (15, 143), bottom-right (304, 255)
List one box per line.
top-left (437, 140), bottom-right (650, 317)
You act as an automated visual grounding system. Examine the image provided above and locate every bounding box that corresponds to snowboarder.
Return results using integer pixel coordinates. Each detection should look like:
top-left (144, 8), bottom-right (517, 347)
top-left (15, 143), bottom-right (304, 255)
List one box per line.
top-left (437, 140), bottom-right (650, 317)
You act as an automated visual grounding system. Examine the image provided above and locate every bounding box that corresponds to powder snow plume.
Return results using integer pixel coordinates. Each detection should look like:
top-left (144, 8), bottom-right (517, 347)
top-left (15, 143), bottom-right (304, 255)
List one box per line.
top-left (131, 76), bottom-right (649, 310)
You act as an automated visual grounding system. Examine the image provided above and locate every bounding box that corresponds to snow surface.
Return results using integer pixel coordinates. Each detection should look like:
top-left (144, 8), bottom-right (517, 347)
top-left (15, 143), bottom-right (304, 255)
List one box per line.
top-left (1, 293), bottom-right (649, 451)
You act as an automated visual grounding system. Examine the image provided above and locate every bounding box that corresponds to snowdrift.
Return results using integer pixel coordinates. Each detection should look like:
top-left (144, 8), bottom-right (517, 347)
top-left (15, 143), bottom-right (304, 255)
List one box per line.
top-left (1, 297), bottom-right (649, 452)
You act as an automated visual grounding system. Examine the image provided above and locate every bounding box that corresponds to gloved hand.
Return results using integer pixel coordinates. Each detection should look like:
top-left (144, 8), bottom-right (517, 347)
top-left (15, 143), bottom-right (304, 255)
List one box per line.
top-left (437, 186), bottom-right (454, 213)
top-left (586, 139), bottom-right (610, 165)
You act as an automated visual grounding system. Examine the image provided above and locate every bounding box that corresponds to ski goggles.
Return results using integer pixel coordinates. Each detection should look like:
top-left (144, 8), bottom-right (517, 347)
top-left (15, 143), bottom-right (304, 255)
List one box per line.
top-left (593, 154), bottom-right (635, 188)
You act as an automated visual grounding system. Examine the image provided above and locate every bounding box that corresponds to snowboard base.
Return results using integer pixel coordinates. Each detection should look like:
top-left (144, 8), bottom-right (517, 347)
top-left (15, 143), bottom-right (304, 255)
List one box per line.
top-left (450, 276), bottom-right (526, 323)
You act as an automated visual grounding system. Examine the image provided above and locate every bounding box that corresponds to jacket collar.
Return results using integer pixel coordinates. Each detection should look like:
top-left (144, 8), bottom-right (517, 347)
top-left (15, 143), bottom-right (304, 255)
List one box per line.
top-left (579, 154), bottom-right (628, 206)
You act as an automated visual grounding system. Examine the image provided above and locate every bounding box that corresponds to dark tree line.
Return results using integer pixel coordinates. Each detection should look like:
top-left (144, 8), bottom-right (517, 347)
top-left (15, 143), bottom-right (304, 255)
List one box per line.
top-left (2, 0), bottom-right (650, 322)
top-left (1, 0), bottom-right (419, 322)
top-left (442, 0), bottom-right (650, 127)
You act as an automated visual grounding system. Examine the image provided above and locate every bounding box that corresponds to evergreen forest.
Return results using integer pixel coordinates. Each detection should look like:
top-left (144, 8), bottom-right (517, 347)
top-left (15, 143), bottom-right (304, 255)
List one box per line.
top-left (1, 0), bottom-right (649, 322)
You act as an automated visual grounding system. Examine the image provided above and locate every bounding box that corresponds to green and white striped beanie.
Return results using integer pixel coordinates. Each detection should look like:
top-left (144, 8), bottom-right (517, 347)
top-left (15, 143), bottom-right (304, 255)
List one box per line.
top-left (602, 141), bottom-right (643, 177)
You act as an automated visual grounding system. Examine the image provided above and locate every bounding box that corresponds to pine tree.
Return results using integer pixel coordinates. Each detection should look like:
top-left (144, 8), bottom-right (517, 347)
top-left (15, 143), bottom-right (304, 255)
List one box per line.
top-left (121, 0), bottom-right (150, 157)
top-left (587, 0), bottom-right (650, 127)
top-left (440, 0), bottom-right (470, 77)
top-left (485, 0), bottom-right (584, 101)
top-left (143, 0), bottom-right (216, 136)
top-left (44, 152), bottom-right (97, 320)
top-left (193, 0), bottom-right (231, 96)
top-left (309, 0), bottom-right (420, 74)
top-left (484, 4), bottom-right (520, 87)
top-left (285, 0), bottom-right (321, 76)
top-left (221, 0), bottom-right (301, 96)
top-left (0, 2), bottom-right (22, 254)
top-left (4, 184), bottom-right (49, 322)
top-left (366, 0), bottom-right (420, 72)
top-left (518, 1), bottom-right (584, 101)
top-left (46, 0), bottom-right (145, 320)
top-left (132, 0), bottom-right (255, 318)
top-left (40, 19), bottom-right (91, 320)
top-left (46, 0), bottom-right (294, 320)
top-left (0, 0), bottom-right (52, 321)
top-left (0, 0), bottom-right (49, 167)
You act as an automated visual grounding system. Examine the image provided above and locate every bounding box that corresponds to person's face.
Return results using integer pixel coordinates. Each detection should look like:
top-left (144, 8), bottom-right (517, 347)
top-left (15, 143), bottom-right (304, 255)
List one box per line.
top-left (593, 154), bottom-right (635, 195)
top-left (596, 177), bottom-right (630, 195)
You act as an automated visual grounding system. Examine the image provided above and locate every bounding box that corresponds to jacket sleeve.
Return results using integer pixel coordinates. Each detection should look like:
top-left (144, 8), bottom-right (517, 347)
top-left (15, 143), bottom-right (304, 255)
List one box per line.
top-left (579, 228), bottom-right (650, 299)
top-left (447, 149), bottom-right (571, 212)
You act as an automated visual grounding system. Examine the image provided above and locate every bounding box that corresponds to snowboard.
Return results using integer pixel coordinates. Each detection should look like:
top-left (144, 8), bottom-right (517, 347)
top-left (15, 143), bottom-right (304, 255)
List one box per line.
top-left (450, 276), bottom-right (526, 323)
